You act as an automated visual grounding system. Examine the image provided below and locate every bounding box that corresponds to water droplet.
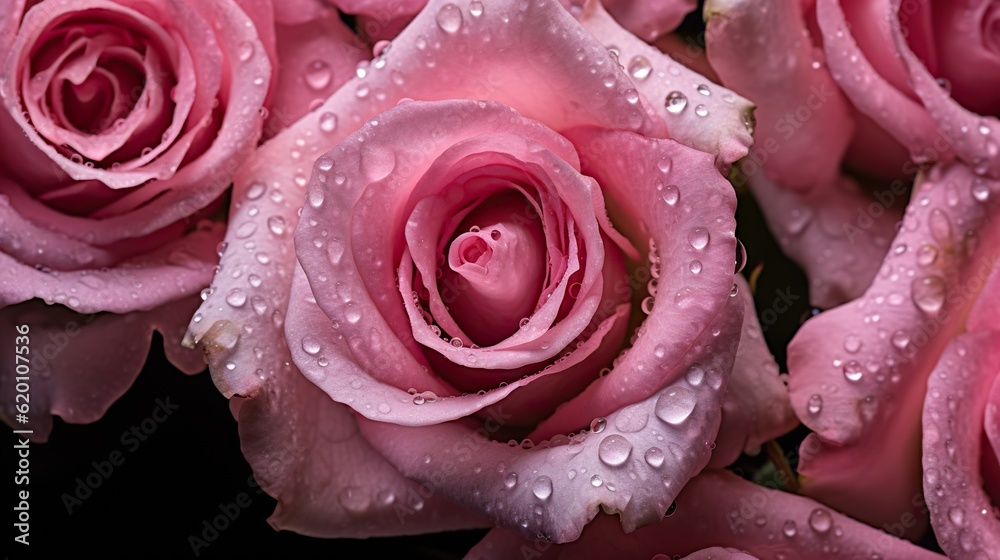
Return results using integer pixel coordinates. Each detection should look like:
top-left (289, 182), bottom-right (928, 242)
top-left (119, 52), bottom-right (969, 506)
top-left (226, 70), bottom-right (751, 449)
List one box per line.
top-left (665, 501), bottom-right (676, 517)
top-left (783, 520), bottom-right (797, 537)
top-left (302, 336), bottom-right (322, 355)
top-left (504, 472), bottom-right (518, 489)
top-left (685, 364), bottom-right (705, 386)
top-left (644, 447), bottom-right (664, 468)
top-left (377, 402), bottom-right (390, 414)
top-left (694, 104), bottom-right (709, 117)
top-left (436, 3), bottom-right (463, 32)
top-left (246, 182), bottom-right (266, 200)
top-left (843, 360), bottom-right (863, 382)
top-left (665, 91), bottom-right (687, 114)
top-left (657, 157), bottom-right (672, 173)
top-left (304, 60), bottom-right (332, 90)
top-left (949, 507), bottom-right (964, 526)
top-left (531, 476), bottom-right (552, 500)
top-left (911, 275), bottom-right (946, 314)
top-left (809, 508), bottom-right (832, 533)
top-left (237, 41), bottom-right (255, 62)
top-left (807, 394), bottom-right (823, 414)
top-left (338, 486), bottom-right (370, 513)
top-left (628, 55), bottom-right (652, 80)
top-left (268, 216), bottom-right (286, 235)
top-left (226, 288), bottom-right (247, 308)
top-left (319, 112), bottom-right (338, 133)
top-left (655, 386), bottom-right (697, 424)
top-left (661, 184), bottom-right (679, 205)
top-left (469, 0), bottom-right (484, 16)
top-left (928, 209), bottom-right (952, 244)
top-left (688, 227), bottom-right (710, 250)
top-left (843, 334), bottom-right (861, 353)
top-left (640, 296), bottom-right (655, 314)
top-left (696, 84), bottom-right (711, 96)
top-left (590, 474), bottom-right (603, 487)
top-left (598, 435), bottom-right (632, 467)
top-left (972, 181), bottom-right (991, 202)
top-left (689, 260), bottom-right (702, 274)
top-left (891, 330), bottom-right (910, 349)
top-left (590, 417), bottom-right (607, 433)
top-left (735, 239), bottom-right (747, 273)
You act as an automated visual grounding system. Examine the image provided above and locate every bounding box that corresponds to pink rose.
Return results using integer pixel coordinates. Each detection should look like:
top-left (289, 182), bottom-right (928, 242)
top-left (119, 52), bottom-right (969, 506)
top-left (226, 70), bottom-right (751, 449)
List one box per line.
top-left (185, 0), bottom-right (939, 556)
top-left (706, 0), bottom-right (1000, 549)
top-left (0, 0), bottom-right (274, 439)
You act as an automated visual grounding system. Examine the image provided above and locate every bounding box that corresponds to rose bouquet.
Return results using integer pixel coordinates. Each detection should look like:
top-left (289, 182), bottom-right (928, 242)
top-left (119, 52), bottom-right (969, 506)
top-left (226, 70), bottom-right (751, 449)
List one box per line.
top-left (1, 0), bottom-right (997, 558)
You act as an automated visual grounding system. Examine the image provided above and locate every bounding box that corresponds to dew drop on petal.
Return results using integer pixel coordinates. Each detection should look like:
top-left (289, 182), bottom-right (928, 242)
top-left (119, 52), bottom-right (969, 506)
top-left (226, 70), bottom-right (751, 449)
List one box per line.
top-left (532, 476), bottom-right (553, 500)
top-left (661, 184), bottom-right (679, 205)
top-left (843, 360), bottom-right (863, 382)
top-left (688, 227), bottom-right (710, 250)
top-left (644, 447), bottom-right (664, 468)
top-left (226, 288), bottom-right (247, 308)
top-left (911, 275), bottom-right (946, 314)
top-left (436, 3), bottom-right (463, 32)
top-left (809, 508), bottom-right (832, 533)
top-left (783, 520), bottom-right (797, 538)
top-left (302, 336), bottom-right (322, 355)
top-left (319, 112), bottom-right (338, 133)
top-left (665, 91), bottom-right (687, 113)
top-left (807, 394), bottom-right (823, 415)
top-left (655, 386), bottom-right (697, 425)
top-left (590, 417), bottom-right (607, 433)
top-left (598, 435), bottom-right (632, 467)
top-left (628, 55), bottom-right (652, 80)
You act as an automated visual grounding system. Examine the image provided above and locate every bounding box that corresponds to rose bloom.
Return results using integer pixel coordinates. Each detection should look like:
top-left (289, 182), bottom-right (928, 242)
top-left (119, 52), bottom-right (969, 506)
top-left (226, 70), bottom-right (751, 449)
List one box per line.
top-left (705, 0), bottom-right (1000, 554)
top-left (186, 0), bottom-right (941, 556)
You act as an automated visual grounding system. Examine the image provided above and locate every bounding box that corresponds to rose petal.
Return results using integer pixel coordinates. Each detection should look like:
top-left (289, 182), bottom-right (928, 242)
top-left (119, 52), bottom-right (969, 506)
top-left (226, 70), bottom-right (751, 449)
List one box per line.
top-left (464, 470), bottom-right (944, 560)
top-left (232, 339), bottom-right (490, 537)
top-left (0, 218), bottom-right (224, 314)
top-left (740, 171), bottom-right (899, 308)
top-left (787, 161), bottom-right (1000, 534)
top-left (532, 127), bottom-right (737, 436)
top-left (887, 0), bottom-right (1000, 179)
top-left (676, 548), bottom-right (758, 560)
top-left (575, 0), bottom-right (755, 168)
top-left (922, 331), bottom-right (1000, 559)
top-left (188, 0), bottom-right (663, 399)
top-left (815, 0), bottom-right (942, 164)
top-left (599, 0), bottom-right (696, 42)
top-left (0, 295), bottom-right (205, 442)
top-left (358, 292), bottom-right (742, 543)
top-left (709, 275), bottom-right (797, 469)
top-left (705, 0), bottom-right (855, 193)
top-left (930, 1), bottom-right (1000, 116)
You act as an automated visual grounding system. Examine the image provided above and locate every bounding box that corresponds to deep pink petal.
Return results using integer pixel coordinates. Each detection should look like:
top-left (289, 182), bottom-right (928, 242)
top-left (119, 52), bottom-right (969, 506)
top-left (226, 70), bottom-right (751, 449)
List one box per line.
top-left (464, 470), bottom-right (944, 560)
top-left (576, 0), bottom-right (754, 168)
top-left (187, 0), bottom-right (664, 399)
top-left (709, 275), bottom-right (797, 469)
top-left (232, 344), bottom-right (490, 537)
top-left (0, 295), bottom-right (205, 442)
top-left (358, 293), bottom-right (742, 543)
top-left (787, 161), bottom-right (1000, 534)
top-left (930, 0), bottom-right (1000, 116)
top-left (922, 331), bottom-right (1000, 559)
top-left (742, 171), bottom-right (899, 308)
top-left (705, 0), bottom-right (855, 193)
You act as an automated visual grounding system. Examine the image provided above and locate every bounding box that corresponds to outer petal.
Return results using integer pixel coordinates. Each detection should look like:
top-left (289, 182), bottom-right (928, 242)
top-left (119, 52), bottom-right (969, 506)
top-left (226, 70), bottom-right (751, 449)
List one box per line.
top-left (600, 0), bottom-right (696, 42)
top-left (709, 275), bottom-right (797, 469)
top-left (815, 0), bottom-right (942, 164)
top-left (677, 548), bottom-right (758, 560)
top-left (922, 331), bottom-right (1000, 559)
top-left (741, 171), bottom-right (899, 308)
top-left (0, 295), bottom-right (205, 441)
top-left (705, 0), bottom-right (855, 192)
top-left (887, 0), bottom-right (1000, 179)
top-left (574, 0), bottom-right (755, 168)
top-left (465, 470), bottom-right (944, 560)
top-left (187, 0), bottom-right (663, 399)
top-left (359, 294), bottom-right (743, 543)
top-left (233, 304), bottom-right (490, 537)
top-left (787, 162), bottom-right (1000, 534)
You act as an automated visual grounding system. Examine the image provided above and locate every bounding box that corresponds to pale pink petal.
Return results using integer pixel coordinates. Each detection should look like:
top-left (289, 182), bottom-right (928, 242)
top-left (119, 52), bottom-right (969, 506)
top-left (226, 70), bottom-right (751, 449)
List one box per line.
top-left (677, 548), bottom-right (758, 560)
top-left (787, 161), bottom-right (1000, 534)
top-left (815, 0), bottom-right (942, 164)
top-left (741, 171), bottom-right (899, 308)
top-left (358, 293), bottom-right (742, 543)
top-left (575, 0), bottom-right (755, 168)
top-left (0, 295), bottom-right (205, 442)
top-left (600, 0), bottom-right (696, 42)
top-left (705, 0), bottom-right (855, 192)
top-left (465, 471), bottom-right (944, 560)
top-left (188, 0), bottom-right (662, 400)
top-left (709, 275), bottom-right (797, 469)
top-left (232, 342), bottom-right (490, 537)
top-left (265, 11), bottom-right (366, 138)
top-left (532, 127), bottom-right (738, 436)
top-left (887, 0), bottom-right (1000, 179)
top-left (922, 331), bottom-right (1000, 559)
top-left (0, 219), bottom-right (224, 314)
